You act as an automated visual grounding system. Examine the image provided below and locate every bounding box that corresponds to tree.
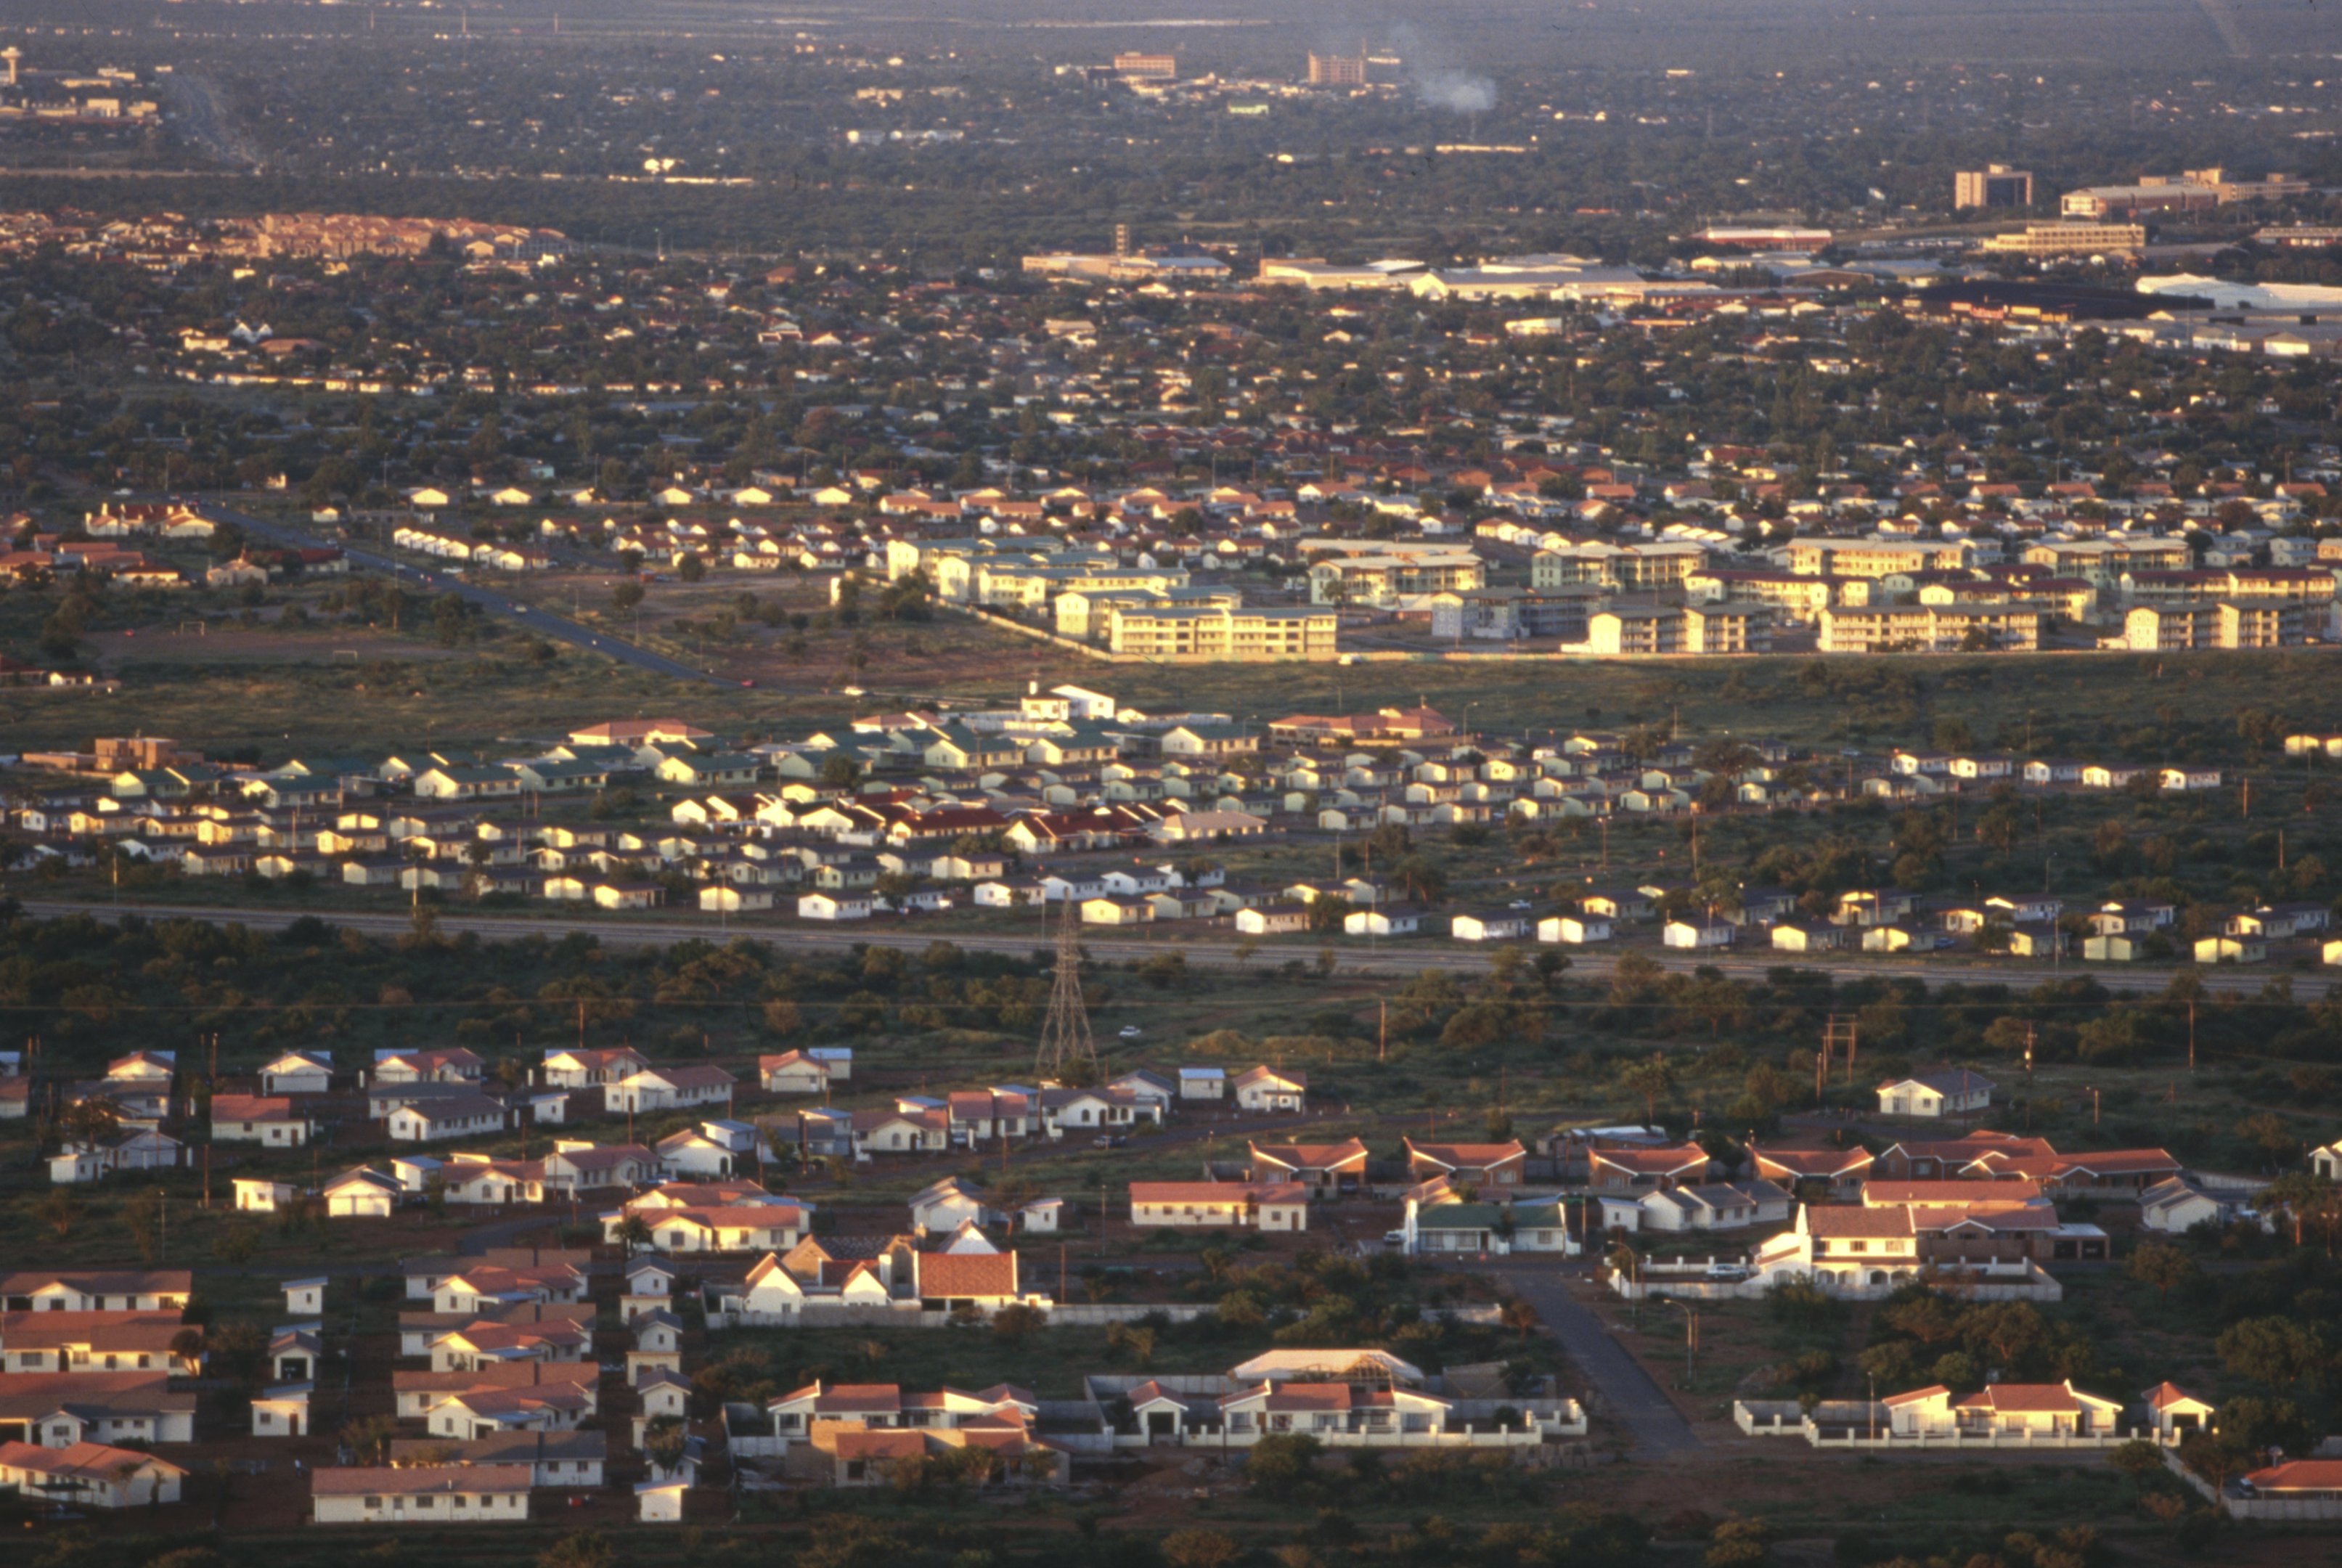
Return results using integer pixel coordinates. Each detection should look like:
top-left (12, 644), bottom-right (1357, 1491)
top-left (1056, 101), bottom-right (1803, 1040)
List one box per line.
top-left (2107, 1437), bottom-right (2163, 1490)
top-left (1619, 1053), bottom-right (1676, 1124)
top-left (615, 1214), bottom-right (653, 1256)
top-left (992, 1303), bottom-right (1047, 1347)
top-left (1959, 1301), bottom-right (2050, 1376)
top-left (642, 1415), bottom-right (688, 1475)
top-left (1392, 854), bottom-right (1448, 905)
top-left (1498, 1297), bottom-right (1539, 1341)
top-left (2218, 1316), bottom-right (2330, 1390)
top-left (213, 1226), bottom-right (261, 1273)
top-left (1240, 1433), bottom-right (1322, 1500)
top-left (2217, 1395), bottom-right (2313, 1457)
top-left (538, 1531), bottom-right (615, 1568)
top-left (1162, 1532), bottom-right (1242, 1568)
top-left (36, 1185), bottom-right (81, 1239)
top-left (2126, 1241), bottom-right (2199, 1297)
top-left (340, 1413), bottom-right (400, 1463)
top-left (611, 580), bottom-right (645, 613)
top-left (1705, 1515), bottom-right (1771, 1568)
top-left (60, 1095), bottom-right (123, 1150)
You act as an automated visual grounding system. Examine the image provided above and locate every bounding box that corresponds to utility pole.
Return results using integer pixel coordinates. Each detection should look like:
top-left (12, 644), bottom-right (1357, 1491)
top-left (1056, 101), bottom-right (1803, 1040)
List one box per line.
top-left (1378, 998), bottom-right (1387, 1063)
top-left (1035, 904), bottom-right (1099, 1081)
top-left (2187, 1002), bottom-right (2195, 1072)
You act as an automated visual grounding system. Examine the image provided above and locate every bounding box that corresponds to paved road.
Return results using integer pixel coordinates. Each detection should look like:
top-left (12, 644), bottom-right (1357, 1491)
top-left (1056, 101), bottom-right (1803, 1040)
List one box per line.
top-left (203, 502), bottom-right (730, 687)
top-left (8, 895), bottom-right (2299, 998)
top-left (1473, 1258), bottom-right (1702, 1455)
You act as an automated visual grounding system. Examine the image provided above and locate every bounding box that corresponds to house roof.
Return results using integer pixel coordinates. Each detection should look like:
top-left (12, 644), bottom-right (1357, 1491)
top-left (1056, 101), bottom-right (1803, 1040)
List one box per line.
top-left (1130, 1181), bottom-right (1310, 1205)
top-left (1880, 1384), bottom-right (1950, 1408)
top-left (1882, 1069), bottom-right (1996, 1096)
top-left (0, 1438), bottom-right (186, 1483)
top-left (1753, 1146), bottom-right (1874, 1178)
top-left (1590, 1144), bottom-right (1711, 1175)
top-left (1801, 1206), bottom-right (1916, 1238)
top-left (2244, 1459), bottom-right (2342, 1493)
top-left (1405, 1138), bottom-right (1527, 1169)
top-left (911, 1251), bottom-right (1019, 1299)
top-left (1250, 1139), bottom-right (1371, 1171)
top-left (2142, 1381), bottom-right (2213, 1413)
top-left (1954, 1381), bottom-right (2115, 1414)
top-left (311, 1463), bottom-right (533, 1496)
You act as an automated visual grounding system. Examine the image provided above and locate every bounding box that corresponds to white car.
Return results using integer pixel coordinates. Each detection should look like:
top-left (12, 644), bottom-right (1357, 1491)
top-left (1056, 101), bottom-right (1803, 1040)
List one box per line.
top-left (1117, 1025), bottom-right (1142, 1039)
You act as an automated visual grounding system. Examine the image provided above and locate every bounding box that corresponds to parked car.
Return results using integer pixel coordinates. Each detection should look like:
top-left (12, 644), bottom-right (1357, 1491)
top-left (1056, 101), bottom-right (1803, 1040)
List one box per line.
top-left (1118, 1025), bottom-right (1143, 1039)
top-left (1705, 1262), bottom-right (1753, 1282)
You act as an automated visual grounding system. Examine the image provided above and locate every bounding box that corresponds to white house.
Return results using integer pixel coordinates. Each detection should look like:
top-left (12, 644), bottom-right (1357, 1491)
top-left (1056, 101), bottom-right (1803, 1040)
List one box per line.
top-left (1450, 910), bottom-right (1531, 942)
top-left (1538, 915), bottom-right (1612, 944)
top-left (388, 1093), bottom-right (507, 1143)
top-left (322, 1166), bottom-right (403, 1217)
top-left (1231, 1065), bottom-right (1306, 1113)
top-left (0, 1440), bottom-right (185, 1508)
top-left (1663, 920), bottom-right (1735, 950)
top-left (234, 1177), bottom-right (301, 1212)
top-left (1875, 1069), bottom-right (1995, 1119)
top-left (605, 1065), bottom-right (735, 1116)
top-left (258, 1051), bottom-right (333, 1095)
top-left (311, 1464), bottom-right (532, 1524)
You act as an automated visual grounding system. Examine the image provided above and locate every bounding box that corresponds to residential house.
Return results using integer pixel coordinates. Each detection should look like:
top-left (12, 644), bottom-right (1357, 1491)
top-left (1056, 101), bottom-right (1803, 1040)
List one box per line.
top-left (605, 1065), bottom-right (735, 1115)
top-left (1248, 1139), bottom-right (1370, 1193)
top-left (1231, 1065), bottom-right (1307, 1113)
top-left (1588, 1144), bottom-right (1715, 1191)
top-left (211, 1093), bottom-right (314, 1147)
top-left (1403, 1139), bottom-right (1527, 1188)
top-left (0, 1440), bottom-right (184, 1507)
top-left (1130, 1182), bottom-right (1311, 1230)
top-left (1876, 1069), bottom-right (1995, 1119)
top-left (322, 1167), bottom-right (403, 1217)
top-left (311, 1463), bottom-right (532, 1524)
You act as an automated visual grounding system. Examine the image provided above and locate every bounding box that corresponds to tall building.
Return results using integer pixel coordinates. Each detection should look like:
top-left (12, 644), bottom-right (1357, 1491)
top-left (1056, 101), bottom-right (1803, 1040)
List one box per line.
top-left (1955, 166), bottom-right (2033, 210)
top-left (1111, 52), bottom-right (1176, 81)
top-left (1307, 52), bottom-right (1366, 87)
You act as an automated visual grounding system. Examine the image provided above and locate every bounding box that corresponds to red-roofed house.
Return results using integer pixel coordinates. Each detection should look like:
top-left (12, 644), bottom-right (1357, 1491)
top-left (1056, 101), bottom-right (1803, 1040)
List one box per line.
top-left (910, 1251), bottom-right (1032, 1311)
top-left (1248, 1139), bottom-right (1369, 1192)
top-left (0, 1439), bottom-right (184, 1507)
top-left (1588, 1144), bottom-right (1714, 1191)
top-left (1403, 1138), bottom-right (1526, 1188)
top-left (1884, 1381), bottom-right (2125, 1440)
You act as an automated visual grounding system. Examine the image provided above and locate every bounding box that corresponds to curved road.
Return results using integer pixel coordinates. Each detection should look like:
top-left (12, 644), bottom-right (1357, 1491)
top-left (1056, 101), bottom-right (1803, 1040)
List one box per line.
top-left (203, 502), bottom-right (729, 687)
top-left (9, 896), bottom-right (2298, 998)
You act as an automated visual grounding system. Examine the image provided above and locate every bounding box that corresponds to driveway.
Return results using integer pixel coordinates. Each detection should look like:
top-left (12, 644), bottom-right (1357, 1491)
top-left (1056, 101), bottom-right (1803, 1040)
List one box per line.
top-left (1469, 1258), bottom-right (1702, 1455)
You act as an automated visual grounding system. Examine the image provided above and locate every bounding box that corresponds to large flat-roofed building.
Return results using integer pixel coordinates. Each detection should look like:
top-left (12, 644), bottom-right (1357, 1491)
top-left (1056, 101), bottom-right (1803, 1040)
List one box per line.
top-left (1307, 550), bottom-right (1483, 605)
top-left (1979, 222), bottom-right (2146, 258)
top-left (1022, 248), bottom-right (1229, 285)
top-left (1257, 258), bottom-right (1419, 290)
top-left (2060, 168), bottom-right (2306, 219)
top-left (1785, 538), bottom-right (1975, 579)
top-left (1700, 226), bottom-right (1832, 252)
top-left (1307, 52), bottom-right (1366, 86)
top-left (1819, 605), bottom-right (2043, 653)
top-left (1956, 166), bottom-right (2034, 209)
top-left (2123, 600), bottom-right (2308, 650)
top-left (1112, 52), bottom-right (1177, 81)
top-left (1107, 604), bottom-right (1338, 662)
